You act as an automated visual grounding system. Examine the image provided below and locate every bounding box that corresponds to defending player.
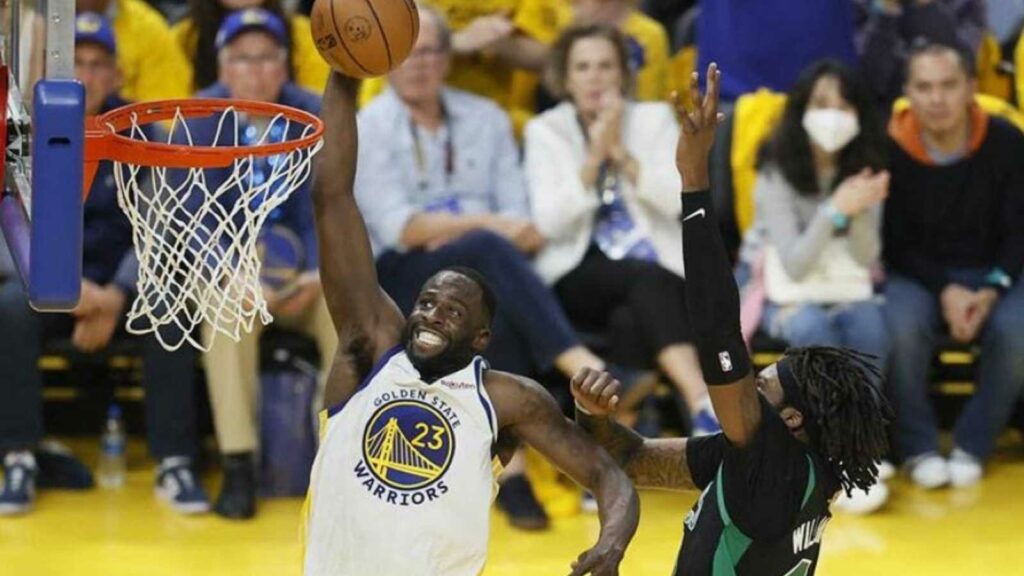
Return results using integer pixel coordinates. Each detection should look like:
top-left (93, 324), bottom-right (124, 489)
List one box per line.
top-left (571, 63), bottom-right (893, 576)
top-left (301, 72), bottom-right (639, 576)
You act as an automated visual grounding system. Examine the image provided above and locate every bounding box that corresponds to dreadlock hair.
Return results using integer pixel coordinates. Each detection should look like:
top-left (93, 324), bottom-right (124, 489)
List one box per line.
top-left (784, 346), bottom-right (894, 496)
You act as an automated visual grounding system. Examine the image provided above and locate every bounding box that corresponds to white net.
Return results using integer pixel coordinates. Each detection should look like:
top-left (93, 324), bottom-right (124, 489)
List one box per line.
top-left (109, 105), bottom-right (323, 352)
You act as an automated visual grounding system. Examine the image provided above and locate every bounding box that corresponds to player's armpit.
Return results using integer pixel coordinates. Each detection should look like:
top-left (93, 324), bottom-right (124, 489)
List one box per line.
top-left (576, 408), bottom-right (697, 491)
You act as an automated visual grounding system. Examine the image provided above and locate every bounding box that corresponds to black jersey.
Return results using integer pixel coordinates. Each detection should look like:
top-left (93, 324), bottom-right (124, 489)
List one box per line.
top-left (674, 397), bottom-right (840, 576)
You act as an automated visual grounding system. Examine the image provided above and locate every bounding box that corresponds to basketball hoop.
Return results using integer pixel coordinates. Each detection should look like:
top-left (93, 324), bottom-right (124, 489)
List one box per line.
top-left (83, 98), bottom-right (325, 352)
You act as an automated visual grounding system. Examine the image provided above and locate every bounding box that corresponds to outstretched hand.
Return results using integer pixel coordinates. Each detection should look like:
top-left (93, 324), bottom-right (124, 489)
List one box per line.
top-left (674, 62), bottom-right (724, 192)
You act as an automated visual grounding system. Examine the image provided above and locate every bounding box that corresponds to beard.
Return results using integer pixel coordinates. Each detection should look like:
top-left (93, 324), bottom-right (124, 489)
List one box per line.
top-left (403, 323), bottom-right (477, 383)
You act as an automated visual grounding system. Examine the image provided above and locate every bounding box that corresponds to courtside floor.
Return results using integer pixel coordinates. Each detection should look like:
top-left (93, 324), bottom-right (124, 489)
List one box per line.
top-left (1, 439), bottom-right (1021, 576)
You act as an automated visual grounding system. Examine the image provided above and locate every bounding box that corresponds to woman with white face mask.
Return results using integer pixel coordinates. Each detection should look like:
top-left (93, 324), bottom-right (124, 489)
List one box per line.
top-left (736, 60), bottom-right (893, 515)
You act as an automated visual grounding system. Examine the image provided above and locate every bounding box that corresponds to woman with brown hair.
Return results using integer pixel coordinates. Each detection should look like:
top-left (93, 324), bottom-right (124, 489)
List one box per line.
top-left (526, 24), bottom-right (718, 436)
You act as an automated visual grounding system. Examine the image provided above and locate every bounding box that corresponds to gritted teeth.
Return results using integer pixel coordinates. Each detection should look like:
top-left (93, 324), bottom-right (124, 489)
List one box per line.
top-left (415, 330), bottom-right (444, 347)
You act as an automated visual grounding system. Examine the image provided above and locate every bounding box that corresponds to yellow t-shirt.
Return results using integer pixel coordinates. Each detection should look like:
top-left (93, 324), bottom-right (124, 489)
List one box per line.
top-left (508, 7), bottom-right (674, 134)
top-left (621, 10), bottom-right (674, 102)
top-left (358, 0), bottom-right (559, 112)
top-left (171, 15), bottom-right (331, 94)
top-left (113, 0), bottom-right (193, 101)
top-left (1016, 30), bottom-right (1024, 114)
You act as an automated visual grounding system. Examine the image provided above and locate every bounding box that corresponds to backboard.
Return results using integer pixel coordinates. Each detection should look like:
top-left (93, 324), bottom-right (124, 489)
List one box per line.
top-left (0, 0), bottom-right (85, 311)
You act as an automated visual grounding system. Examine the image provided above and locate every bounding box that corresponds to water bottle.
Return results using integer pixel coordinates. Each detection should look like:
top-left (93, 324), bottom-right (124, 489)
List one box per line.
top-left (98, 404), bottom-right (127, 489)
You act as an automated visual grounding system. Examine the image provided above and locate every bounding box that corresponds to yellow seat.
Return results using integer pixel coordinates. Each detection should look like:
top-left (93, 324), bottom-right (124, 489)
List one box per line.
top-left (892, 93), bottom-right (1024, 133)
top-left (729, 89), bottom-right (788, 235)
top-left (975, 32), bottom-right (1012, 102)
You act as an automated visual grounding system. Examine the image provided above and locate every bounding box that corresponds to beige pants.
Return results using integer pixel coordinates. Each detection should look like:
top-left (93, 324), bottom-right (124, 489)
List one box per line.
top-left (203, 296), bottom-right (338, 454)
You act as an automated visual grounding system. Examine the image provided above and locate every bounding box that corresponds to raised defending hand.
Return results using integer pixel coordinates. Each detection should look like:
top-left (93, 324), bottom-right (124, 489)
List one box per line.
top-left (674, 62), bottom-right (724, 192)
top-left (570, 367), bottom-right (621, 417)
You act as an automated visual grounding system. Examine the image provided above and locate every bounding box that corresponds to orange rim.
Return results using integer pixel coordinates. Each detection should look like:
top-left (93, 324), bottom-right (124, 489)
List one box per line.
top-left (84, 98), bottom-right (324, 169)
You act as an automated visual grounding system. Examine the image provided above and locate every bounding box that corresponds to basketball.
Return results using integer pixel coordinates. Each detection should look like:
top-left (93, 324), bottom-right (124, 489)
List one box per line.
top-left (310, 0), bottom-right (420, 78)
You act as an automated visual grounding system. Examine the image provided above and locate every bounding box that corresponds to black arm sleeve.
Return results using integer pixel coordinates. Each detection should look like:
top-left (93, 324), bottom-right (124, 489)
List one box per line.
top-left (680, 190), bottom-right (752, 384)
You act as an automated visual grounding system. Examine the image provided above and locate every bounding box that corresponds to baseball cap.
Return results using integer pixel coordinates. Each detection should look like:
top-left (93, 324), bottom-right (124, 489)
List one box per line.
top-left (75, 12), bottom-right (116, 55)
top-left (216, 8), bottom-right (288, 51)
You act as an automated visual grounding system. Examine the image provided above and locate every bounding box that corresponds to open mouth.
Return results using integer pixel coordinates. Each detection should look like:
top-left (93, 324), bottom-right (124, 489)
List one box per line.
top-left (412, 328), bottom-right (447, 355)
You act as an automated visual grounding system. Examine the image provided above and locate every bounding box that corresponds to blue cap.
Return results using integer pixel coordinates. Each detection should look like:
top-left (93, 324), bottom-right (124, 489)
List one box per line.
top-left (75, 12), bottom-right (116, 55)
top-left (216, 8), bottom-right (288, 51)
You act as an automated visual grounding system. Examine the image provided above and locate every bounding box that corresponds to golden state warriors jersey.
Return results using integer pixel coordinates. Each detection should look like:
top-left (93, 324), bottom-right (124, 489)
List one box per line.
top-left (302, 347), bottom-right (500, 576)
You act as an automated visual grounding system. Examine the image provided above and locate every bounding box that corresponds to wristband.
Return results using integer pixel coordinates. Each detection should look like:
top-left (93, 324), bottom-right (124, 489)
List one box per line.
top-left (985, 268), bottom-right (1013, 294)
top-left (695, 332), bottom-right (753, 386)
top-left (574, 401), bottom-right (594, 415)
top-left (825, 202), bottom-right (850, 230)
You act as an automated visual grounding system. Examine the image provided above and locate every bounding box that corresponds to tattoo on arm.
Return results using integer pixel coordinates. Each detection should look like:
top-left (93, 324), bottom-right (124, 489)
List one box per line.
top-left (576, 408), bottom-right (696, 491)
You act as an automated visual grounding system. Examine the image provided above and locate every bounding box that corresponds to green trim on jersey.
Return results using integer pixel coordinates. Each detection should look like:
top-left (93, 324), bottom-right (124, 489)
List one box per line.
top-left (710, 455), bottom-right (817, 576)
top-left (801, 458), bottom-right (816, 508)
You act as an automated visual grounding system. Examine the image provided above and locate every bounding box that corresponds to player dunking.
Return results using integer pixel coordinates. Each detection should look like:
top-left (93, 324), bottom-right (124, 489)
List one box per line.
top-left (301, 73), bottom-right (639, 576)
top-left (572, 64), bottom-right (893, 576)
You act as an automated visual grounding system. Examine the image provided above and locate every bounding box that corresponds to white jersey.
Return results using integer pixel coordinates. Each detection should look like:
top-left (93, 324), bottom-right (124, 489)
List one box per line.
top-left (303, 347), bottom-right (500, 576)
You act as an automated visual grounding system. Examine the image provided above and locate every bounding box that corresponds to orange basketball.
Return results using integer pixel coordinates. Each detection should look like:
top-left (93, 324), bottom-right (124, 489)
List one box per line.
top-left (310, 0), bottom-right (420, 79)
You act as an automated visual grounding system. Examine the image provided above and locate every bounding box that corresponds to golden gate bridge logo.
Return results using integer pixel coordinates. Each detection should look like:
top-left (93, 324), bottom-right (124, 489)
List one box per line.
top-left (361, 400), bottom-right (455, 490)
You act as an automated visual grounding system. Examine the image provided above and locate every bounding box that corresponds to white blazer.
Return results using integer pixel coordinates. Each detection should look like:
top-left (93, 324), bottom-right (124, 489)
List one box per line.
top-left (525, 101), bottom-right (684, 285)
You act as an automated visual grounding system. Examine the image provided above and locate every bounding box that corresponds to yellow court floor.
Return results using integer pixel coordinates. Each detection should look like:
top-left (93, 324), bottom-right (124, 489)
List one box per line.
top-left (1, 442), bottom-right (1022, 576)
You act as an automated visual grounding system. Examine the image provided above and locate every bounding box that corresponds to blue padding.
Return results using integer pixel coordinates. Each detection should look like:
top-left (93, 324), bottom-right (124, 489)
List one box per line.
top-left (30, 79), bottom-right (85, 311)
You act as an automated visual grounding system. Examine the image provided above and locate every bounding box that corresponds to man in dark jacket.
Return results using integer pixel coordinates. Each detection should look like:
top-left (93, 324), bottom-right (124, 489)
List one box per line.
top-left (883, 41), bottom-right (1024, 490)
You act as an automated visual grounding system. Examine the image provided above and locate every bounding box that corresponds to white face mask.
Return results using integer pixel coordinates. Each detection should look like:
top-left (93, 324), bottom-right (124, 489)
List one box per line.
top-left (802, 108), bottom-right (860, 153)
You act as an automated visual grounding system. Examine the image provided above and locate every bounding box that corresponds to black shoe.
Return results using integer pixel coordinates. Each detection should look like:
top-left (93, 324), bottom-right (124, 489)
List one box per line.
top-left (214, 452), bottom-right (256, 520)
top-left (35, 441), bottom-right (94, 490)
top-left (496, 474), bottom-right (549, 531)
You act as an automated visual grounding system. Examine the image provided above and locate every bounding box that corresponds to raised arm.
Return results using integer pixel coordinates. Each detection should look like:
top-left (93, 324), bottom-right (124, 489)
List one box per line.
top-left (571, 368), bottom-right (697, 491)
top-left (676, 64), bottom-right (762, 447)
top-left (488, 372), bottom-right (638, 576)
top-left (314, 72), bottom-right (404, 405)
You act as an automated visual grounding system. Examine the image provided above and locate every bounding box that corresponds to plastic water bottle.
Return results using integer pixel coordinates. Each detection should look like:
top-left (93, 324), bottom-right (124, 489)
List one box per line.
top-left (98, 404), bottom-right (127, 489)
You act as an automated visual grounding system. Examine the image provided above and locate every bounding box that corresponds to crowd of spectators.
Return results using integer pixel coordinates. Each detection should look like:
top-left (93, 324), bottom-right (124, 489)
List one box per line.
top-left (1, 0), bottom-right (1023, 527)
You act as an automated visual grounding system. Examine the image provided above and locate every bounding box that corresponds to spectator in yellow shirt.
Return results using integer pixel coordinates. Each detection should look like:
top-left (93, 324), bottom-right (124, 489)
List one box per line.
top-left (171, 0), bottom-right (330, 94)
top-left (359, 0), bottom-right (553, 132)
top-left (572, 0), bottom-right (673, 102)
top-left (75, 0), bottom-right (193, 101)
top-left (509, 0), bottom-right (673, 128)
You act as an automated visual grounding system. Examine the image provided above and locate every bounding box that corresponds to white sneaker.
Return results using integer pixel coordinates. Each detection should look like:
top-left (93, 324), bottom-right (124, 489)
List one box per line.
top-left (905, 453), bottom-right (949, 489)
top-left (948, 448), bottom-right (983, 488)
top-left (876, 460), bottom-right (896, 482)
top-left (833, 480), bottom-right (889, 515)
